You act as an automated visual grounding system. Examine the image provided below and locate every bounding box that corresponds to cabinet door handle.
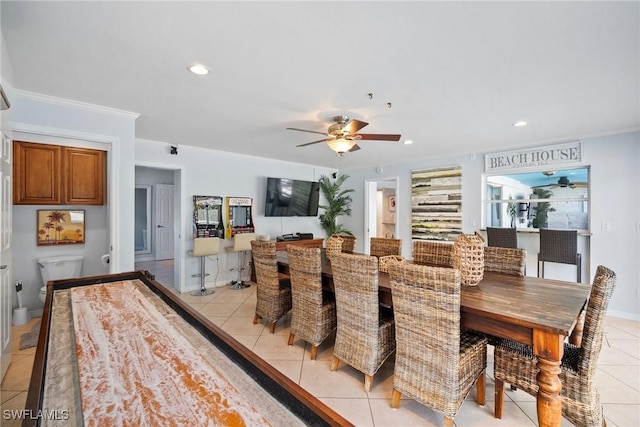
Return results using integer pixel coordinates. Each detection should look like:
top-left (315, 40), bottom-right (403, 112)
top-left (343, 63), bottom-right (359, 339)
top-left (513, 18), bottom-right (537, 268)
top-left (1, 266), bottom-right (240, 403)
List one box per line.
top-left (157, 225), bottom-right (164, 228)
top-left (0, 265), bottom-right (7, 269)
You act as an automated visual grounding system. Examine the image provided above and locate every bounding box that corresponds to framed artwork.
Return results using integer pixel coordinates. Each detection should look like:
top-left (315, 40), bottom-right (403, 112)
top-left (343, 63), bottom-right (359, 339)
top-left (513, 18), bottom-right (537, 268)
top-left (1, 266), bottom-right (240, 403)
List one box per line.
top-left (388, 195), bottom-right (396, 212)
top-left (411, 165), bottom-right (462, 241)
top-left (37, 210), bottom-right (85, 246)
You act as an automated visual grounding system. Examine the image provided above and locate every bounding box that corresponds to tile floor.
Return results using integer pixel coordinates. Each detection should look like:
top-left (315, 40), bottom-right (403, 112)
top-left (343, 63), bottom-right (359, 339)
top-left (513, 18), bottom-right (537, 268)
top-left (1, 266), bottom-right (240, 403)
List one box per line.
top-left (2, 261), bottom-right (639, 426)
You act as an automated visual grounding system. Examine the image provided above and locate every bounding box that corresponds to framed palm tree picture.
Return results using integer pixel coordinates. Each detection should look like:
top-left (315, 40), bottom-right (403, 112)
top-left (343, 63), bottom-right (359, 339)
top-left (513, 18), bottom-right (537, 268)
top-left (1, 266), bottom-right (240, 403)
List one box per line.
top-left (37, 210), bottom-right (85, 246)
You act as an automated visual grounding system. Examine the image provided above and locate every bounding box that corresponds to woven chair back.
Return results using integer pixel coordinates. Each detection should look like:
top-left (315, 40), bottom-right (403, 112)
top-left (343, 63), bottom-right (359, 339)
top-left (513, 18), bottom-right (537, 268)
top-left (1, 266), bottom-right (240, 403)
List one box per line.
top-left (484, 246), bottom-right (526, 276)
top-left (578, 265), bottom-right (617, 374)
top-left (337, 234), bottom-right (356, 253)
top-left (389, 263), bottom-right (463, 413)
top-left (331, 253), bottom-right (393, 376)
top-left (370, 237), bottom-right (401, 258)
top-left (412, 240), bottom-right (454, 267)
top-left (250, 240), bottom-right (280, 292)
top-left (325, 235), bottom-right (344, 259)
top-left (331, 253), bottom-right (380, 336)
top-left (287, 246), bottom-right (323, 306)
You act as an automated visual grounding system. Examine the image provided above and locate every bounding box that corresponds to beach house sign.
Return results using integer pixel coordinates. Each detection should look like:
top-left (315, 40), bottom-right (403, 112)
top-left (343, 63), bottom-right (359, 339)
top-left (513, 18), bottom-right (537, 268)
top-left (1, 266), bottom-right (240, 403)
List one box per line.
top-left (485, 141), bottom-right (582, 172)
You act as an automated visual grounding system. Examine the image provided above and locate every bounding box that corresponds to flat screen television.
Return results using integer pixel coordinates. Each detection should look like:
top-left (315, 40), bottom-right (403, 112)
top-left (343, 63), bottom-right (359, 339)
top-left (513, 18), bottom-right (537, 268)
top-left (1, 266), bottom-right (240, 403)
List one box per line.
top-left (265, 177), bottom-right (320, 217)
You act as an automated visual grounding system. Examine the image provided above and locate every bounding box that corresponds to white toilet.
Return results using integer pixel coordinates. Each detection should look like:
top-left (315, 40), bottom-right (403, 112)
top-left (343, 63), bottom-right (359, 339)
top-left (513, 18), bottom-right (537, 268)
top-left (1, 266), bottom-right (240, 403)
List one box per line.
top-left (38, 255), bottom-right (84, 303)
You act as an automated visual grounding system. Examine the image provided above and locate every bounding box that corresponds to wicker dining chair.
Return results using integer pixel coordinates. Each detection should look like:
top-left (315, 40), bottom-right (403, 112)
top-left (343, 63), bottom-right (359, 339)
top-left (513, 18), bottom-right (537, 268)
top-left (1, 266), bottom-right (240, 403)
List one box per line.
top-left (336, 234), bottom-right (356, 253)
top-left (370, 237), bottom-right (402, 258)
top-left (493, 265), bottom-right (617, 426)
top-left (486, 227), bottom-right (518, 248)
top-left (286, 246), bottom-right (337, 360)
top-left (412, 240), bottom-right (454, 267)
top-left (389, 263), bottom-right (487, 427)
top-left (538, 228), bottom-right (582, 282)
top-left (251, 240), bottom-right (292, 333)
top-left (484, 246), bottom-right (527, 276)
top-left (330, 253), bottom-right (395, 392)
top-left (325, 235), bottom-right (344, 260)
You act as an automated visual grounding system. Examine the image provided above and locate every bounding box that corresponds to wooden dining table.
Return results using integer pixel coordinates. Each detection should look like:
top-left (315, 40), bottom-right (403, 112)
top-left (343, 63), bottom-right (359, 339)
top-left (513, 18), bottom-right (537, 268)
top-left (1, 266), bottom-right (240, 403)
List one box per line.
top-left (276, 250), bottom-right (591, 427)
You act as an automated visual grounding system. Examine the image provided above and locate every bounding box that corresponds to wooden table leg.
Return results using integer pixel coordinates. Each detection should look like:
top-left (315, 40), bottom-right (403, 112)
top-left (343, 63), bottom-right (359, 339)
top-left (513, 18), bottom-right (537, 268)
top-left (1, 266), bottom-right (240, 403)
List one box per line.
top-left (569, 309), bottom-right (586, 346)
top-left (533, 330), bottom-right (564, 427)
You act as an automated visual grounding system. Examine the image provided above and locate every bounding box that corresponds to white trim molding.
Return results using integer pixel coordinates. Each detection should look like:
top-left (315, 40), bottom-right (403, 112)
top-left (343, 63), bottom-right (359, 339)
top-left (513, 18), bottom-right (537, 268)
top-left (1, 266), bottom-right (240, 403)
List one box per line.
top-left (13, 89), bottom-right (140, 120)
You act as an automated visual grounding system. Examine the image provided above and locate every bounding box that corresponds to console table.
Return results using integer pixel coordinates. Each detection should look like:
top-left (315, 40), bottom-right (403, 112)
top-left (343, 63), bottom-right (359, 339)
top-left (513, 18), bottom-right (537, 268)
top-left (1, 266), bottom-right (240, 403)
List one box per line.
top-left (274, 238), bottom-right (324, 251)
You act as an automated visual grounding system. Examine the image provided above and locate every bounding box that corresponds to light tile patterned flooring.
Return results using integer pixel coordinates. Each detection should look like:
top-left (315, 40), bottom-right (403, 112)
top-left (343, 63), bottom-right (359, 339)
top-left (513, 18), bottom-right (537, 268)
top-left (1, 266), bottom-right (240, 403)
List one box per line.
top-left (2, 260), bottom-right (639, 426)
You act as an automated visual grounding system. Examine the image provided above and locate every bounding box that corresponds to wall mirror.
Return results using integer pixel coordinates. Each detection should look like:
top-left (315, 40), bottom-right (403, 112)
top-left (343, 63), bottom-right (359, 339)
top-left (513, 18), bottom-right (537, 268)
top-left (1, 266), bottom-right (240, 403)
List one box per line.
top-left (485, 167), bottom-right (589, 230)
top-left (135, 185), bottom-right (152, 254)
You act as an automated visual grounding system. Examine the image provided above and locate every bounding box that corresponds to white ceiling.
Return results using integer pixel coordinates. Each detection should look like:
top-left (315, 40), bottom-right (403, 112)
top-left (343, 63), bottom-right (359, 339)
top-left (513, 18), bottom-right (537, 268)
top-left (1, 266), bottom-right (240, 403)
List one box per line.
top-left (2, 1), bottom-right (638, 170)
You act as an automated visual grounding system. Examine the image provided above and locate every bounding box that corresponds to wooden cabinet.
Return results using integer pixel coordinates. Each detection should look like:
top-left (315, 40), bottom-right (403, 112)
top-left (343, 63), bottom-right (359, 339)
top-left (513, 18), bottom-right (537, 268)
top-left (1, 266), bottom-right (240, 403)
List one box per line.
top-left (13, 141), bottom-right (105, 205)
top-left (64, 147), bottom-right (104, 205)
top-left (13, 141), bottom-right (62, 204)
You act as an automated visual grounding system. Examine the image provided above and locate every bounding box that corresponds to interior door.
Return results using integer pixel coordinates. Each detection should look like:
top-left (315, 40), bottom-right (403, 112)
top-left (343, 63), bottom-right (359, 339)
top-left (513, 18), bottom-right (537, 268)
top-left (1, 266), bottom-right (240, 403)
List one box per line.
top-left (1, 129), bottom-right (13, 381)
top-left (154, 184), bottom-right (174, 261)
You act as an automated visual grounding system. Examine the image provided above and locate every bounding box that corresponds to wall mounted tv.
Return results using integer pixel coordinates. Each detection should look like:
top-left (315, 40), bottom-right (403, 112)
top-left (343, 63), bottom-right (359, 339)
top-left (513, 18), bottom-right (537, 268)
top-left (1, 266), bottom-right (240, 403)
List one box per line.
top-left (265, 177), bottom-right (320, 217)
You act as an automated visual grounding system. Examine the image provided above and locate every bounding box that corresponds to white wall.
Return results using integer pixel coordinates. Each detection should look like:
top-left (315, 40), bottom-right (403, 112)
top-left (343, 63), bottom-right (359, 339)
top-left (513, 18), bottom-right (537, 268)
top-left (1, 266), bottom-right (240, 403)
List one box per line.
top-left (135, 138), bottom-right (336, 292)
top-left (341, 131), bottom-right (640, 320)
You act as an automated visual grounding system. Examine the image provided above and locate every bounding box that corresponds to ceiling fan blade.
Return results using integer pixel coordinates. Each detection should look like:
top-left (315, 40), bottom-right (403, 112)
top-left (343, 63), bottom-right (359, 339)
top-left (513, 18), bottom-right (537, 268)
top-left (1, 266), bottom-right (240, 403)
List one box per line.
top-left (356, 133), bottom-right (402, 141)
top-left (296, 138), bottom-right (328, 147)
top-left (286, 127), bottom-right (328, 136)
top-left (349, 144), bottom-right (361, 152)
top-left (341, 119), bottom-right (369, 134)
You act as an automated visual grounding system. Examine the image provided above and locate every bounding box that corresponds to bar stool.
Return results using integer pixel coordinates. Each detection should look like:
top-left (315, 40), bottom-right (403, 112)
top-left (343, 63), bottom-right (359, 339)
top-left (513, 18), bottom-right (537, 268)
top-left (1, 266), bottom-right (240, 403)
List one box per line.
top-left (227, 232), bottom-right (255, 290)
top-left (486, 227), bottom-right (518, 248)
top-left (190, 237), bottom-right (220, 296)
top-left (538, 228), bottom-right (581, 282)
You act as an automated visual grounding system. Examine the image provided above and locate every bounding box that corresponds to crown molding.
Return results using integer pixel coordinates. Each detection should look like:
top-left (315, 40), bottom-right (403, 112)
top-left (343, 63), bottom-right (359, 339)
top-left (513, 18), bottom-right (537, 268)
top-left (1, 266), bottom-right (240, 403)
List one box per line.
top-left (13, 89), bottom-right (140, 120)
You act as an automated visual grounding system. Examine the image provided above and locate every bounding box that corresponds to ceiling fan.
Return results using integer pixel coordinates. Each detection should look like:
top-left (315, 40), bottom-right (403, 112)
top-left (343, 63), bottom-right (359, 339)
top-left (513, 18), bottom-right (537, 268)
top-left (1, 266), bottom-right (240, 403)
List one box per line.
top-left (553, 176), bottom-right (587, 189)
top-left (535, 172), bottom-right (587, 189)
top-left (286, 115), bottom-right (401, 155)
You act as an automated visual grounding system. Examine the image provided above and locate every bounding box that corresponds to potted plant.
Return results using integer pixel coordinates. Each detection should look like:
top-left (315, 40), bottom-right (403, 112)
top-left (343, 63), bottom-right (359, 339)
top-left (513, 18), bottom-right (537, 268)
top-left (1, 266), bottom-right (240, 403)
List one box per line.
top-left (507, 200), bottom-right (517, 228)
top-left (318, 173), bottom-right (354, 237)
top-left (531, 188), bottom-right (555, 229)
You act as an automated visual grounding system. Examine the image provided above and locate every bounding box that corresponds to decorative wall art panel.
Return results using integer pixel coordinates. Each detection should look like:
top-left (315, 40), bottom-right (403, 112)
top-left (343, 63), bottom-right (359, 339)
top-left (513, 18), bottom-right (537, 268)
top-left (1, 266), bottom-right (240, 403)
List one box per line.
top-left (37, 210), bottom-right (85, 246)
top-left (411, 166), bottom-right (462, 241)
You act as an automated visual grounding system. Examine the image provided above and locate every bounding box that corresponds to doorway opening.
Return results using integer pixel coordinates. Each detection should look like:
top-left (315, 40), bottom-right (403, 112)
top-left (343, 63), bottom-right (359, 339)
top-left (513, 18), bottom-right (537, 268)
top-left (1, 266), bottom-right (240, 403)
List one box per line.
top-left (364, 176), bottom-right (399, 254)
top-left (134, 166), bottom-right (180, 290)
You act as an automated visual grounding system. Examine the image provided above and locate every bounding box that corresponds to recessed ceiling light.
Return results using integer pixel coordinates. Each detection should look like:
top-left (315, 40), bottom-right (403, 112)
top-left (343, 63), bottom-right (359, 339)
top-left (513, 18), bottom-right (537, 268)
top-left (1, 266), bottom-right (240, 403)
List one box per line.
top-left (403, 140), bottom-right (414, 145)
top-left (187, 64), bottom-right (210, 76)
top-left (512, 121), bottom-right (528, 127)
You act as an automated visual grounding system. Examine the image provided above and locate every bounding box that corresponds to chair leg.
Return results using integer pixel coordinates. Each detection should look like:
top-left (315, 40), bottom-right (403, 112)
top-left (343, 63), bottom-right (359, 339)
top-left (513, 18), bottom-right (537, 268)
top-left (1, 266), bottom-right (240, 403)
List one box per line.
top-left (476, 369), bottom-right (486, 406)
top-left (364, 374), bottom-right (374, 392)
top-left (391, 389), bottom-right (401, 408)
top-left (310, 345), bottom-right (318, 360)
top-left (269, 321), bottom-right (277, 334)
top-left (494, 377), bottom-right (505, 419)
top-left (444, 416), bottom-right (454, 427)
top-left (330, 356), bottom-right (340, 371)
top-left (577, 253), bottom-right (582, 283)
top-left (253, 313), bottom-right (260, 324)
top-left (287, 333), bottom-right (295, 346)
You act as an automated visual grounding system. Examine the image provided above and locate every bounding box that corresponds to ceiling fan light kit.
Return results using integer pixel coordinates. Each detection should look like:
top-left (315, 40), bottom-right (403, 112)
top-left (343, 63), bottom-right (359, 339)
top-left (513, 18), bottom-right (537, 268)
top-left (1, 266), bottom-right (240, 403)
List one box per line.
top-left (287, 115), bottom-right (401, 155)
top-left (327, 138), bottom-right (356, 155)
